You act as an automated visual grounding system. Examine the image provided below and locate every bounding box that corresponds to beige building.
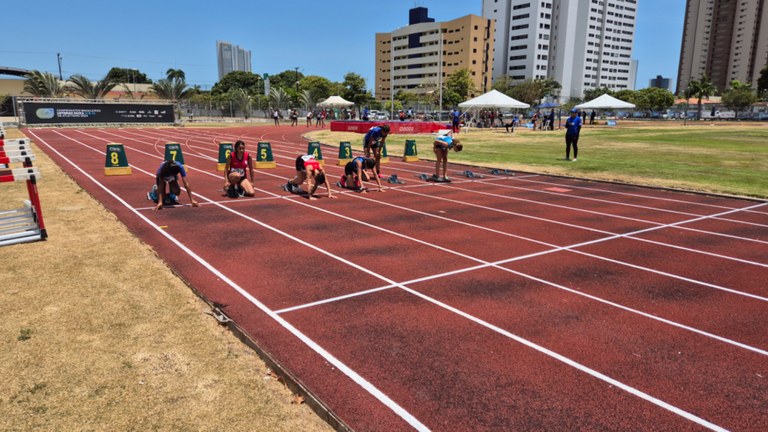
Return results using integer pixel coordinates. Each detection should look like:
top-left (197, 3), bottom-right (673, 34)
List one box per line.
top-left (374, 7), bottom-right (494, 105)
top-left (677, 0), bottom-right (768, 94)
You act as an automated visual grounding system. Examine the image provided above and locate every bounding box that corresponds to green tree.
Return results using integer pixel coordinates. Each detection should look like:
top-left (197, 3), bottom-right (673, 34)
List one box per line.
top-left (582, 86), bottom-right (613, 101)
top-left (230, 88), bottom-right (252, 119)
top-left (105, 67), bottom-right (152, 84)
top-left (721, 80), bottom-right (757, 119)
top-left (757, 64), bottom-right (768, 101)
top-left (269, 69), bottom-right (305, 92)
top-left (506, 79), bottom-right (541, 107)
top-left (269, 87), bottom-right (290, 111)
top-left (685, 75), bottom-right (717, 120)
top-left (444, 69), bottom-right (476, 104)
top-left (491, 75), bottom-right (514, 93)
top-left (613, 90), bottom-right (637, 105)
top-left (66, 74), bottom-right (119, 99)
top-left (211, 71), bottom-right (263, 96)
top-left (150, 78), bottom-right (190, 101)
top-left (298, 89), bottom-right (316, 110)
top-left (340, 72), bottom-right (371, 107)
top-left (299, 75), bottom-right (333, 101)
top-left (23, 70), bottom-right (65, 98)
top-left (166, 68), bottom-right (186, 82)
top-left (634, 87), bottom-right (675, 113)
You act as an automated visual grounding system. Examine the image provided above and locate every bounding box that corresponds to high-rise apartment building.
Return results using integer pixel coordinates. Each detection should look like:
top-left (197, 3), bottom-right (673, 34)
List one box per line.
top-left (677, 0), bottom-right (768, 94)
top-left (482, 0), bottom-right (638, 101)
top-left (216, 41), bottom-right (252, 80)
top-left (374, 7), bottom-right (494, 103)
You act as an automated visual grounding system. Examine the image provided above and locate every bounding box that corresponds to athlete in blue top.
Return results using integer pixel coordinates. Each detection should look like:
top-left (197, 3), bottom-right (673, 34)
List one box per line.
top-left (564, 108), bottom-right (583, 161)
top-left (340, 156), bottom-right (383, 192)
top-left (363, 124), bottom-right (389, 176)
top-left (431, 133), bottom-right (463, 182)
top-left (148, 159), bottom-right (199, 210)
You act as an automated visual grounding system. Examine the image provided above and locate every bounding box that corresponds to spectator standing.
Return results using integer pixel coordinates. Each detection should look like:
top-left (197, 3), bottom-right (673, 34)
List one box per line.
top-left (564, 108), bottom-right (583, 161)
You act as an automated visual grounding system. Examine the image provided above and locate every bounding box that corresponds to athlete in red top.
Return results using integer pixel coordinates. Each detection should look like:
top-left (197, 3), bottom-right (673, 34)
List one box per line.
top-left (224, 140), bottom-right (255, 197)
top-left (285, 154), bottom-right (335, 200)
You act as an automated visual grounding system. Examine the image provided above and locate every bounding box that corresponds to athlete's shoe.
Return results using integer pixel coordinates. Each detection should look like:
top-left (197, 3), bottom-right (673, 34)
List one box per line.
top-left (147, 185), bottom-right (158, 203)
top-left (235, 185), bottom-right (245, 197)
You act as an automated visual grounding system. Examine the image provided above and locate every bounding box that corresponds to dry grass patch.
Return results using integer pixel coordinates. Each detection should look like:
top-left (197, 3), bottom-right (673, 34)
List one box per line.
top-left (0, 128), bottom-right (331, 432)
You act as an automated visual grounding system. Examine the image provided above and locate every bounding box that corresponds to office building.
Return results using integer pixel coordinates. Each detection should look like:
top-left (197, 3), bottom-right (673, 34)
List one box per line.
top-left (650, 75), bottom-right (671, 90)
top-left (216, 41), bottom-right (252, 80)
top-left (482, 0), bottom-right (639, 101)
top-left (374, 7), bottom-right (494, 103)
top-left (677, 0), bottom-right (768, 94)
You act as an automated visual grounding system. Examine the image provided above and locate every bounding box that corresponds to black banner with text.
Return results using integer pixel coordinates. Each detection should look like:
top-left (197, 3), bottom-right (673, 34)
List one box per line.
top-left (22, 102), bottom-right (175, 125)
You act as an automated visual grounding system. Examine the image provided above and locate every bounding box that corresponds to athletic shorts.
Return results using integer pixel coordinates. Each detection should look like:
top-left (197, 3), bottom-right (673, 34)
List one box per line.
top-left (344, 161), bottom-right (357, 176)
top-left (294, 156), bottom-right (306, 172)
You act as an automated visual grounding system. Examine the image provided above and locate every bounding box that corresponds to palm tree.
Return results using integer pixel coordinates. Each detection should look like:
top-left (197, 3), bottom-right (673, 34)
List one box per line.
top-left (23, 70), bottom-right (65, 98)
top-left (230, 88), bottom-right (252, 119)
top-left (685, 75), bottom-right (717, 120)
top-left (269, 87), bottom-right (290, 112)
top-left (299, 89), bottom-right (316, 111)
top-left (66, 74), bottom-right (119, 99)
top-left (150, 78), bottom-right (190, 101)
top-left (166, 68), bottom-right (185, 82)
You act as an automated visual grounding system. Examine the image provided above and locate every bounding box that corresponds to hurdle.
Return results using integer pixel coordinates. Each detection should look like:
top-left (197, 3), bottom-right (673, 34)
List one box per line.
top-left (0, 140), bottom-right (47, 246)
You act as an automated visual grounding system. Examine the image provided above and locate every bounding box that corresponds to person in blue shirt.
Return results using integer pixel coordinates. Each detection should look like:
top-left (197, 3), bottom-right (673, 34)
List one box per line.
top-left (564, 108), bottom-right (583, 161)
top-left (147, 159), bottom-right (199, 210)
top-left (431, 132), bottom-right (463, 182)
top-left (363, 124), bottom-right (390, 177)
top-left (339, 156), bottom-right (383, 192)
top-left (451, 109), bottom-right (461, 133)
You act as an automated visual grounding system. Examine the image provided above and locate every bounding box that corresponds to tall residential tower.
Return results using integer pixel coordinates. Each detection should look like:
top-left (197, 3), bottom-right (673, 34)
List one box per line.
top-left (677, 0), bottom-right (768, 94)
top-left (216, 41), bottom-right (252, 80)
top-left (482, 0), bottom-right (638, 101)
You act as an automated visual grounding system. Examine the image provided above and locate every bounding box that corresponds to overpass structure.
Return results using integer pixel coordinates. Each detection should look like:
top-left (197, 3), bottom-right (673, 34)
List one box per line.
top-left (0, 67), bottom-right (31, 78)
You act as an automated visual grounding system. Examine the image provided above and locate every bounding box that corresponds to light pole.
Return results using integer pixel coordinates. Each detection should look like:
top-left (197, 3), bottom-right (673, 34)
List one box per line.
top-left (390, 35), bottom-right (394, 120)
top-left (57, 53), bottom-right (63, 80)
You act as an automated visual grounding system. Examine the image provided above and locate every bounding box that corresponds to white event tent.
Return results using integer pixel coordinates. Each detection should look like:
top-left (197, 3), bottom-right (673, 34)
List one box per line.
top-left (574, 94), bottom-right (635, 110)
top-left (317, 95), bottom-right (354, 107)
top-left (458, 89), bottom-right (530, 110)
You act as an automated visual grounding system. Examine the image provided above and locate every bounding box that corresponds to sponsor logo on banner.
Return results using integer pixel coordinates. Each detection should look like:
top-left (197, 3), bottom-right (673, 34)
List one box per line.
top-left (36, 108), bottom-right (55, 119)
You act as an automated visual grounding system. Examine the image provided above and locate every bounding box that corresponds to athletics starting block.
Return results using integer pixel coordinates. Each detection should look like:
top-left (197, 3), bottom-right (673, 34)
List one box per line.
top-left (0, 141), bottom-right (47, 247)
top-left (462, 170), bottom-right (484, 179)
top-left (490, 169), bottom-right (515, 176)
top-left (417, 173), bottom-right (430, 180)
top-left (388, 174), bottom-right (405, 184)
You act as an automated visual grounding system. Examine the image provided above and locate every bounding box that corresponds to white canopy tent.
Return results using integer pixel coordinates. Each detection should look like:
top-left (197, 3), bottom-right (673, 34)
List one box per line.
top-left (458, 89), bottom-right (530, 110)
top-left (317, 95), bottom-right (354, 107)
top-left (458, 90), bottom-right (530, 130)
top-left (574, 94), bottom-right (635, 110)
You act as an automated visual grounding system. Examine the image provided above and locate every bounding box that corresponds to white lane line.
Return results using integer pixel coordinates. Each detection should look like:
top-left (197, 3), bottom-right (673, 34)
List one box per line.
top-left (398, 187), bottom-right (768, 268)
top-left (28, 129), bottom-right (432, 432)
top-left (31, 129), bottom-right (734, 431)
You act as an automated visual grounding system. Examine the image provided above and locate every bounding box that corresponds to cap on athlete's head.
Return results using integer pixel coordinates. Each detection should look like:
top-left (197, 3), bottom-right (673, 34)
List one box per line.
top-left (315, 172), bottom-right (326, 185)
top-left (380, 124), bottom-right (390, 134)
top-left (364, 158), bottom-right (376, 169)
top-left (571, 108), bottom-right (578, 114)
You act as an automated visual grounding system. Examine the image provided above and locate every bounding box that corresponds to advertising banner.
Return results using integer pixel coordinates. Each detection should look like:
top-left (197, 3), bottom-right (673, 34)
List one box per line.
top-left (22, 102), bottom-right (175, 125)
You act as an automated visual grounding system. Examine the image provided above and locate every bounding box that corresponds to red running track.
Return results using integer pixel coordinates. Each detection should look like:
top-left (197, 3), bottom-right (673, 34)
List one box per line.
top-left (25, 125), bottom-right (768, 431)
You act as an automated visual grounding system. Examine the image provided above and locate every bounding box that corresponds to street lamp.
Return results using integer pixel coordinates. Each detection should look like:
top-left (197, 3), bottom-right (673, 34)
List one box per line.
top-left (57, 53), bottom-right (63, 80)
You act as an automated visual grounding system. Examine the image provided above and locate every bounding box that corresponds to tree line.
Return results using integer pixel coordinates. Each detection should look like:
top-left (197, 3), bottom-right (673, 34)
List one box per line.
top-left (19, 64), bottom-right (768, 119)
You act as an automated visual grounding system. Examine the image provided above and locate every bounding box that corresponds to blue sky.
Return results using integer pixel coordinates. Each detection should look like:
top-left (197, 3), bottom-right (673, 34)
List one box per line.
top-left (1, 0), bottom-right (685, 92)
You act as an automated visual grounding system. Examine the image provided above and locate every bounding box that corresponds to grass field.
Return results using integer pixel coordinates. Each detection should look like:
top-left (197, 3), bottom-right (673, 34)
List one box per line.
top-left (307, 121), bottom-right (768, 199)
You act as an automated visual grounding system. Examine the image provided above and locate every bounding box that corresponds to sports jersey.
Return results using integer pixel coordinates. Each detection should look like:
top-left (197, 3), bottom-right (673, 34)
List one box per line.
top-left (435, 135), bottom-right (455, 148)
top-left (229, 151), bottom-right (249, 175)
top-left (364, 126), bottom-right (386, 147)
top-left (156, 161), bottom-right (186, 182)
